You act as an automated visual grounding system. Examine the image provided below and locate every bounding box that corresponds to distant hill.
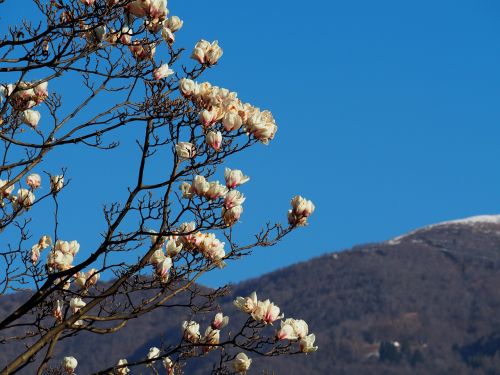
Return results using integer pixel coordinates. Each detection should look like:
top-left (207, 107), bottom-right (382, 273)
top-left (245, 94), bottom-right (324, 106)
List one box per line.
top-left (3, 215), bottom-right (500, 374)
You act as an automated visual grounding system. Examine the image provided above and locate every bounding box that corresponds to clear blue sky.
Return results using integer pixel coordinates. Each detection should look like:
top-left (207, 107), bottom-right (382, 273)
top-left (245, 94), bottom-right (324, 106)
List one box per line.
top-left (2, 0), bottom-right (500, 287)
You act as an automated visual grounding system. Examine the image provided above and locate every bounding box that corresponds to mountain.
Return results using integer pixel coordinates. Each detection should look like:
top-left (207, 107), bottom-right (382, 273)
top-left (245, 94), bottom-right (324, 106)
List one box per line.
top-left (3, 215), bottom-right (500, 374)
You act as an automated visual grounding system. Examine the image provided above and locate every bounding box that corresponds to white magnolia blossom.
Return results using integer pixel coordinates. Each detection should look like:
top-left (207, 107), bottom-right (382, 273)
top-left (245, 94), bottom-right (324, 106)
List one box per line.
top-left (182, 320), bottom-right (200, 343)
top-left (53, 300), bottom-right (64, 322)
top-left (13, 189), bottom-right (35, 210)
top-left (30, 235), bottom-right (52, 264)
top-left (224, 168), bottom-right (250, 189)
top-left (155, 256), bottom-right (172, 282)
top-left (175, 142), bottom-right (195, 161)
top-left (127, 0), bottom-right (168, 19)
top-left (147, 346), bottom-right (161, 365)
top-left (234, 292), bottom-right (258, 314)
top-left (277, 318), bottom-right (309, 340)
top-left (26, 173), bottom-right (41, 189)
top-left (129, 41), bottom-right (156, 61)
top-left (222, 205), bottom-right (243, 226)
top-left (63, 356), bottom-right (78, 374)
top-left (116, 358), bottom-right (130, 374)
top-left (74, 268), bottom-right (100, 289)
top-left (47, 240), bottom-right (80, 272)
top-left (191, 175), bottom-right (210, 196)
top-left (199, 107), bottom-right (218, 127)
top-left (251, 299), bottom-right (283, 324)
top-left (288, 195), bottom-right (315, 226)
top-left (245, 108), bottom-right (278, 144)
top-left (223, 110), bottom-right (243, 131)
top-left (179, 182), bottom-right (194, 199)
top-left (163, 356), bottom-right (174, 374)
top-left (205, 181), bottom-right (228, 200)
top-left (70, 297), bottom-right (86, 314)
top-left (50, 175), bottom-right (64, 193)
top-left (300, 333), bottom-right (318, 353)
top-left (153, 64), bottom-right (174, 80)
top-left (165, 15), bottom-right (183, 32)
top-left (224, 190), bottom-right (245, 209)
top-left (21, 109), bottom-right (41, 128)
top-left (179, 78), bottom-right (199, 97)
top-left (166, 238), bottom-right (182, 257)
top-left (5, 81), bottom-right (49, 110)
top-left (191, 39), bottom-right (223, 65)
top-left (205, 130), bottom-right (222, 151)
top-left (211, 312), bottom-right (229, 330)
top-left (161, 26), bottom-right (175, 44)
top-left (197, 232), bottom-right (225, 263)
top-left (232, 352), bottom-right (252, 374)
top-left (0, 179), bottom-right (14, 197)
top-left (202, 326), bottom-right (220, 352)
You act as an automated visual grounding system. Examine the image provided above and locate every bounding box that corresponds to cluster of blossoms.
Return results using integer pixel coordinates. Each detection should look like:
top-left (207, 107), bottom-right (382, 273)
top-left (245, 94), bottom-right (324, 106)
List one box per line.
top-left (179, 168), bottom-right (248, 227)
top-left (233, 352), bottom-right (252, 374)
top-left (176, 222), bottom-right (226, 265)
top-left (191, 39), bottom-right (223, 66)
top-left (46, 240), bottom-right (80, 272)
top-left (234, 291), bottom-right (318, 353)
top-left (0, 81), bottom-right (48, 128)
top-left (179, 78), bottom-right (278, 145)
top-left (0, 173), bottom-right (63, 215)
top-left (30, 235), bottom-right (52, 264)
top-left (288, 195), bottom-right (315, 227)
top-left (182, 312), bottom-right (229, 353)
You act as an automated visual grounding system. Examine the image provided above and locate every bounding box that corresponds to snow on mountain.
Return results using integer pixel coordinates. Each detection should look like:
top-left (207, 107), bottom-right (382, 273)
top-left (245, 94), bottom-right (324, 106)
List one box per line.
top-left (387, 214), bottom-right (500, 245)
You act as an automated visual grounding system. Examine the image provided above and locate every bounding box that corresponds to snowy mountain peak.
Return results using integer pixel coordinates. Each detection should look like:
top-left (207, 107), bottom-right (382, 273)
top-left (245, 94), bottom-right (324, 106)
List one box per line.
top-left (387, 214), bottom-right (500, 245)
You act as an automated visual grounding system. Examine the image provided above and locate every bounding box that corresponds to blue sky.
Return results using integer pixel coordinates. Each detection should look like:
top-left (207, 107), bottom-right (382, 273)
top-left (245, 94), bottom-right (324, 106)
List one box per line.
top-left (2, 0), bottom-right (500, 287)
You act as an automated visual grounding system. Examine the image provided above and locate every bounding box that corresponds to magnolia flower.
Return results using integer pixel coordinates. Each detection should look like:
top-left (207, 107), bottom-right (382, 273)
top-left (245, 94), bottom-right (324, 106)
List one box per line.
top-left (63, 356), bottom-right (78, 374)
top-left (166, 238), bottom-right (182, 257)
top-left (179, 78), bottom-right (198, 97)
top-left (153, 64), bottom-right (174, 80)
top-left (246, 109), bottom-right (278, 144)
top-left (251, 299), bottom-right (283, 324)
top-left (30, 245), bottom-right (41, 264)
top-left (179, 182), bottom-right (194, 199)
top-left (127, 0), bottom-right (167, 19)
top-left (191, 175), bottom-right (210, 195)
top-left (206, 131), bottom-right (222, 151)
top-left (199, 108), bottom-right (218, 127)
top-left (223, 110), bottom-right (243, 131)
top-left (163, 357), bottom-right (174, 374)
top-left (161, 26), bottom-right (175, 44)
top-left (224, 190), bottom-right (245, 209)
top-left (234, 292), bottom-right (258, 314)
top-left (74, 268), bottom-right (100, 289)
top-left (222, 205), bottom-right (243, 226)
top-left (50, 175), bottom-right (64, 193)
top-left (175, 142), bottom-right (195, 161)
top-left (288, 195), bottom-right (315, 226)
top-left (211, 312), bottom-right (229, 330)
top-left (14, 189), bottom-right (35, 210)
top-left (53, 300), bottom-right (64, 322)
top-left (26, 173), bottom-right (41, 189)
top-left (0, 179), bottom-right (14, 197)
top-left (205, 181), bottom-right (228, 200)
top-left (33, 81), bottom-right (48, 103)
top-left (277, 318), bottom-right (308, 340)
top-left (129, 41), bottom-right (156, 61)
top-left (116, 359), bottom-right (130, 375)
top-left (224, 168), bottom-right (250, 189)
top-left (21, 109), bottom-right (41, 128)
top-left (156, 256), bottom-right (172, 282)
top-left (198, 233), bottom-right (225, 262)
top-left (191, 40), bottom-right (223, 65)
top-left (206, 43), bottom-right (223, 65)
top-left (39, 235), bottom-right (52, 249)
top-left (147, 346), bottom-right (161, 365)
top-left (232, 352), bottom-right (252, 374)
top-left (166, 16), bottom-right (183, 32)
top-left (55, 240), bottom-right (80, 256)
top-left (182, 320), bottom-right (200, 343)
top-left (300, 333), bottom-right (318, 353)
top-left (202, 326), bottom-right (220, 352)
top-left (178, 221), bottom-right (198, 247)
top-left (70, 297), bottom-right (86, 314)
top-left (149, 248), bottom-right (166, 265)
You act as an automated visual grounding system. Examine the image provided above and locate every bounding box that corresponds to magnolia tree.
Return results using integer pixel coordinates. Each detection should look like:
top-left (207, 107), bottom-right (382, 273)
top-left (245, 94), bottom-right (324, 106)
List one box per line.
top-left (0, 0), bottom-right (317, 374)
